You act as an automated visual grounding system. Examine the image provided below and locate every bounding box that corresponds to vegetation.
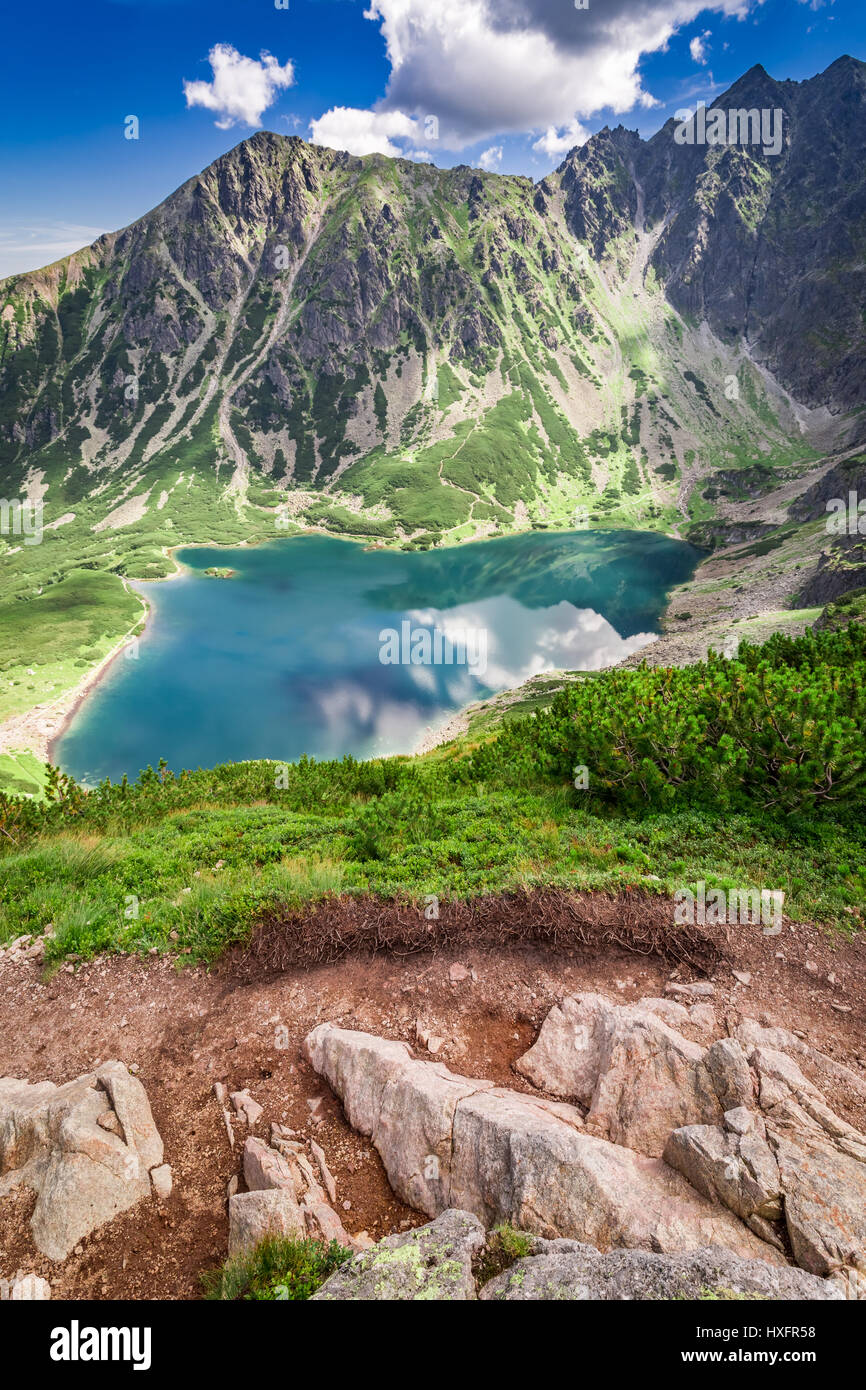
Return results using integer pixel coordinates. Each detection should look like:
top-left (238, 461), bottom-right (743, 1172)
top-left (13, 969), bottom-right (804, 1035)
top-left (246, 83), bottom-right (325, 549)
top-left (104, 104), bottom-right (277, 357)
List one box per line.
top-left (0, 625), bottom-right (863, 964)
top-left (202, 1236), bottom-right (352, 1301)
top-left (475, 1226), bottom-right (535, 1287)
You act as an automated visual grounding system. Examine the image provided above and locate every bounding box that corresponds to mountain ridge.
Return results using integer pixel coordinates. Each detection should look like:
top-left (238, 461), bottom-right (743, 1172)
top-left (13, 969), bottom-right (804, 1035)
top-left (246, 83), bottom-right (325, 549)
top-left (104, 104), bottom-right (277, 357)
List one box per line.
top-left (1, 56), bottom-right (865, 762)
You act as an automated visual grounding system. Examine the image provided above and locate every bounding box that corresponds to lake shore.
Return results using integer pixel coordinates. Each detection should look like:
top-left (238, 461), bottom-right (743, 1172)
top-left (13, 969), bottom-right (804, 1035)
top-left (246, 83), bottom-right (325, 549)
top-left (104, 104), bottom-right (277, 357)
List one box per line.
top-left (0, 586), bottom-right (149, 767)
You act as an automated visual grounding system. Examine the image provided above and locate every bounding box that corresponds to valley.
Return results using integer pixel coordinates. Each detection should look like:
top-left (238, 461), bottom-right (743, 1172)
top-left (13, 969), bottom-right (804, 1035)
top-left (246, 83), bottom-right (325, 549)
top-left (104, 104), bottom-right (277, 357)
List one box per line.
top-left (3, 60), bottom-right (866, 794)
top-left (1, 46), bottom-right (866, 1312)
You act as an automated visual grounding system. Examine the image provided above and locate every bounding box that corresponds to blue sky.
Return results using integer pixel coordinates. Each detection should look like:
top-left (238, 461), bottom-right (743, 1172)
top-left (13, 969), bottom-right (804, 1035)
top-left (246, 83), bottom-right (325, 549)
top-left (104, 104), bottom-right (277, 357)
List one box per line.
top-left (0, 0), bottom-right (860, 278)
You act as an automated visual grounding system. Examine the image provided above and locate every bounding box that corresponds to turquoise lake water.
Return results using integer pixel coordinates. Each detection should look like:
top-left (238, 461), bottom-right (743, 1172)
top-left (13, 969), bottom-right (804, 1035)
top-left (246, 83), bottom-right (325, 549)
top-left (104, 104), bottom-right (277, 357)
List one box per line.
top-left (56, 530), bottom-right (700, 783)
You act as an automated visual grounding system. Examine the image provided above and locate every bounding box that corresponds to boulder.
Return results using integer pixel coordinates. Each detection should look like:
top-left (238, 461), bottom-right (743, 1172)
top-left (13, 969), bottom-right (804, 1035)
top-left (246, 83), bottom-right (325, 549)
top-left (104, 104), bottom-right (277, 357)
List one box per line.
top-left (312, 1209), bottom-right (485, 1301)
top-left (0, 1063), bottom-right (164, 1262)
top-left (514, 993), bottom-right (724, 1156)
top-left (480, 1241), bottom-right (844, 1302)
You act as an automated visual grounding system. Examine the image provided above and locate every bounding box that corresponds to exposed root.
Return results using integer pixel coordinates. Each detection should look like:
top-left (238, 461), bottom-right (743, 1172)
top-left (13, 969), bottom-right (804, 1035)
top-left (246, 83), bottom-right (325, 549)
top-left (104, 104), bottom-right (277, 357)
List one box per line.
top-left (230, 888), bottom-right (729, 979)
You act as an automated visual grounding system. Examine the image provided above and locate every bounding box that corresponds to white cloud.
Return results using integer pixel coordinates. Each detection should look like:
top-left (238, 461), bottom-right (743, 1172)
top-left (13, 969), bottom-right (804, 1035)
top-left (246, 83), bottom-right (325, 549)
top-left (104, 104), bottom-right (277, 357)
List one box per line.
top-left (0, 223), bottom-right (108, 281)
top-left (690, 30), bottom-right (712, 64)
top-left (183, 44), bottom-right (295, 130)
top-left (477, 145), bottom-right (503, 171)
top-left (351, 0), bottom-right (756, 153)
top-left (533, 119), bottom-right (590, 160)
top-left (309, 106), bottom-right (421, 157)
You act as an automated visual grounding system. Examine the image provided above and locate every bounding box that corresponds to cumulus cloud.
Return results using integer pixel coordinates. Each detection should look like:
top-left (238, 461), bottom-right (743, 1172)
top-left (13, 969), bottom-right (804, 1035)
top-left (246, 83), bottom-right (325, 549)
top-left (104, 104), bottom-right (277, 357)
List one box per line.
top-left (690, 30), bottom-right (712, 64)
top-left (477, 145), bottom-right (503, 171)
top-left (309, 106), bottom-right (422, 157)
top-left (533, 119), bottom-right (590, 160)
top-left (346, 0), bottom-right (756, 153)
top-left (183, 44), bottom-right (295, 129)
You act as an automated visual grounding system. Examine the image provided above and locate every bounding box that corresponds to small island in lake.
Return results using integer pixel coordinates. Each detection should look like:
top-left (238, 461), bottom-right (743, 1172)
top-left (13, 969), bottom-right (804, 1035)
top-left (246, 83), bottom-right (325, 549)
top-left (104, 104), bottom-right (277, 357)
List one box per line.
top-left (203, 567), bottom-right (235, 579)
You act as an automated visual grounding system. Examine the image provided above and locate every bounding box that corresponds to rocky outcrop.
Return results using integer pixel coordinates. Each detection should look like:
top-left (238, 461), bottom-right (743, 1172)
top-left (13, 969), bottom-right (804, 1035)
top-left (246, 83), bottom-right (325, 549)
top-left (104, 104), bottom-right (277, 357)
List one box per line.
top-left (663, 1044), bottom-right (866, 1288)
top-left (514, 993), bottom-right (729, 1156)
top-left (302, 1024), bottom-right (781, 1263)
top-left (514, 991), bottom-right (866, 1286)
top-left (0, 1062), bottom-right (167, 1261)
top-left (310, 1211), bottom-right (842, 1302)
top-left (312, 1209), bottom-right (485, 1301)
top-left (480, 1238), bottom-right (844, 1303)
top-left (305, 994), bottom-right (866, 1294)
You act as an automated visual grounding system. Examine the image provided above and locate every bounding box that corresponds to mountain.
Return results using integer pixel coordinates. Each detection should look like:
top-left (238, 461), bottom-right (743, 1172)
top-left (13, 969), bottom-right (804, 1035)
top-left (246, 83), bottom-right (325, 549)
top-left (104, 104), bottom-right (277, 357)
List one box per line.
top-left (0, 57), bottom-right (865, 650)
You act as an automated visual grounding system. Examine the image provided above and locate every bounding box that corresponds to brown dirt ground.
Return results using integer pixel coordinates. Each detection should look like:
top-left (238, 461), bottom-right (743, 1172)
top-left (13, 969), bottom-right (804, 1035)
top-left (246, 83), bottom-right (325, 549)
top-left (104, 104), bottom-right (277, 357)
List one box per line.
top-left (1, 906), bottom-right (864, 1301)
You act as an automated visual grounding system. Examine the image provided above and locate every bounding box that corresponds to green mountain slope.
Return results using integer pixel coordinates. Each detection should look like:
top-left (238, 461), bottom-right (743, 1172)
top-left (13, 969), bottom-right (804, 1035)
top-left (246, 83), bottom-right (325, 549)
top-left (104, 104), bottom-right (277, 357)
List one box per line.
top-left (1, 57), bottom-right (865, 759)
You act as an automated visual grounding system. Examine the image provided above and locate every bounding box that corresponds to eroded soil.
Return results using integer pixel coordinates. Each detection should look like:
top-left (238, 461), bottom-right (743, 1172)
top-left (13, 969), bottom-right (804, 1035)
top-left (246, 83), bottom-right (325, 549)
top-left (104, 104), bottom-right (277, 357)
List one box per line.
top-left (1, 909), bottom-right (864, 1300)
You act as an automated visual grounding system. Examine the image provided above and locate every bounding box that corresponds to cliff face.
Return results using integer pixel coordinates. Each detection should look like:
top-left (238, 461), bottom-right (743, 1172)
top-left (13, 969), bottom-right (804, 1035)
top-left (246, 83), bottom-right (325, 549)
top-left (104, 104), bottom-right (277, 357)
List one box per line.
top-left (1, 57), bottom-right (864, 552)
top-left (638, 58), bottom-right (866, 414)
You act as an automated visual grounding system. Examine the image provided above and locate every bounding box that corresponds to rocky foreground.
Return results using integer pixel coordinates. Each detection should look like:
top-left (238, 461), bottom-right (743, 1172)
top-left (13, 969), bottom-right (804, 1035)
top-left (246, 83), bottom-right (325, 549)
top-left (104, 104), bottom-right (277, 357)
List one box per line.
top-left (2, 988), bottom-right (864, 1300)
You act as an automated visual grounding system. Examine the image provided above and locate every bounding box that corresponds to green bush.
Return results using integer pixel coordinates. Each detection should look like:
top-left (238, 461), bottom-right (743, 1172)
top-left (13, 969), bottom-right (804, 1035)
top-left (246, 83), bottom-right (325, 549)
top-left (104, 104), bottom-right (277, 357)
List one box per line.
top-left (468, 624), bottom-right (866, 815)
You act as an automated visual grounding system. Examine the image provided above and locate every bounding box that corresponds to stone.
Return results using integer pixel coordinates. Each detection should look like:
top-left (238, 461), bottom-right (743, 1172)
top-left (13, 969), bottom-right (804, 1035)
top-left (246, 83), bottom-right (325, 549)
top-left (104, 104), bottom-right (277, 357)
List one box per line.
top-left (230, 1090), bottom-right (263, 1127)
top-left (304, 1024), bottom-right (779, 1264)
top-left (725, 1106), bottom-right (757, 1136)
top-left (0, 1064), bottom-right (163, 1262)
top-left (95, 1062), bottom-right (163, 1171)
top-left (150, 1164), bottom-right (173, 1200)
top-left (302, 1200), bottom-right (355, 1247)
top-left (736, 1019), bottom-right (866, 1106)
top-left (689, 1003), bottom-right (717, 1033)
top-left (480, 1242), bottom-right (843, 1302)
top-left (228, 1189), bottom-right (304, 1256)
top-left (773, 1129), bottom-right (866, 1278)
top-left (663, 1124), bottom-right (783, 1225)
top-left (243, 1137), bottom-right (296, 1195)
top-left (745, 1046), bottom-right (866, 1278)
top-left (704, 1038), bottom-right (754, 1112)
top-left (312, 1209), bottom-right (485, 1301)
top-left (515, 993), bottom-right (724, 1157)
top-left (310, 1139), bottom-right (337, 1204)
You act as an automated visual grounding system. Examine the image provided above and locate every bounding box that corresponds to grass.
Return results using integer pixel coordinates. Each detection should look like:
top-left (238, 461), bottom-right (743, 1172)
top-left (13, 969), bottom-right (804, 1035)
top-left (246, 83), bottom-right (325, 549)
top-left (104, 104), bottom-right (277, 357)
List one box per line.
top-left (0, 570), bottom-right (143, 722)
top-left (1, 625), bottom-right (864, 963)
top-left (475, 1225), bottom-right (534, 1287)
top-left (0, 783), bottom-right (863, 964)
top-left (0, 750), bottom-right (48, 799)
top-left (202, 1236), bottom-right (352, 1301)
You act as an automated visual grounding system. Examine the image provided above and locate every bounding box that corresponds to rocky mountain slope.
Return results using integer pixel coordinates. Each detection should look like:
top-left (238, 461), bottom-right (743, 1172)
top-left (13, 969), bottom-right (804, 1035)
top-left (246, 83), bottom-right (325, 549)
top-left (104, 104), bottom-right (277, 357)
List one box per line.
top-left (2, 57), bottom-right (865, 578)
